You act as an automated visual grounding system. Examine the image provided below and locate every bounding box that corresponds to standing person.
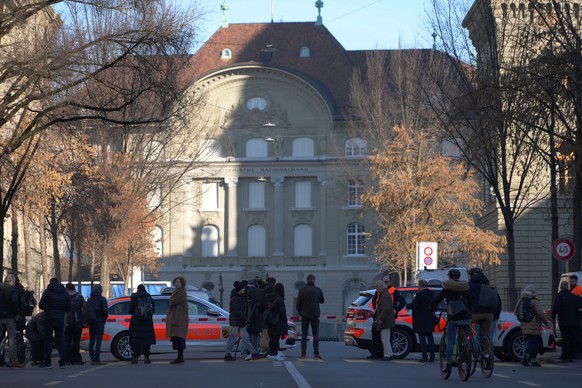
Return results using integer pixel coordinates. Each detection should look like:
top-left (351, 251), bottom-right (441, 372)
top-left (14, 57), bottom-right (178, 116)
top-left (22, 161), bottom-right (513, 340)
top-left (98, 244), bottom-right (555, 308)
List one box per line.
top-left (129, 284), bottom-right (156, 364)
top-left (383, 276), bottom-right (407, 317)
top-left (515, 284), bottom-right (551, 367)
top-left (408, 279), bottom-right (435, 362)
top-left (245, 279), bottom-right (267, 354)
top-left (10, 273), bottom-right (27, 365)
top-left (0, 273), bottom-right (21, 368)
top-left (467, 268), bottom-right (495, 340)
top-left (224, 281), bottom-right (261, 361)
top-left (26, 311), bottom-right (46, 366)
top-left (551, 281), bottom-right (581, 363)
top-left (568, 275), bottom-right (582, 359)
top-left (296, 274), bottom-right (325, 360)
top-left (429, 268), bottom-right (472, 374)
top-left (39, 277), bottom-right (71, 369)
top-left (65, 283), bottom-right (85, 365)
top-left (85, 284), bottom-right (108, 366)
top-left (374, 280), bottom-right (395, 361)
top-left (265, 283), bottom-right (287, 361)
top-left (166, 276), bottom-right (188, 364)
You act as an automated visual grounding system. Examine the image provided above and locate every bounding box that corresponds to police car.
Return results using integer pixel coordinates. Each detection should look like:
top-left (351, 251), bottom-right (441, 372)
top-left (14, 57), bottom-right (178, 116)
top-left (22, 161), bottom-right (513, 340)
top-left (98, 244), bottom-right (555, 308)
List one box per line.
top-left (80, 294), bottom-right (297, 361)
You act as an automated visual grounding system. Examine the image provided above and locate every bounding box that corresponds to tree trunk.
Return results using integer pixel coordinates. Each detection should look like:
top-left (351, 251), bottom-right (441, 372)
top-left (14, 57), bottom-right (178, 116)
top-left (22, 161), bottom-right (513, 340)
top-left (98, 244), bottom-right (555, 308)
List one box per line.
top-left (10, 206), bottom-right (18, 273)
top-left (39, 215), bottom-right (50, 285)
top-left (68, 209), bottom-right (75, 282)
top-left (100, 254), bottom-right (111, 298)
top-left (22, 207), bottom-right (35, 291)
top-left (502, 209), bottom-right (517, 308)
top-left (49, 203), bottom-right (62, 280)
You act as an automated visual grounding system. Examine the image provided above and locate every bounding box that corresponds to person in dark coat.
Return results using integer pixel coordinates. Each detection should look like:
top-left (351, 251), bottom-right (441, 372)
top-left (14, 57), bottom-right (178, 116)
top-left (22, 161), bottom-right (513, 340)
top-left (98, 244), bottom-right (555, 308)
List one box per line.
top-left (296, 274), bottom-right (325, 360)
top-left (87, 284), bottom-right (108, 366)
top-left (224, 281), bottom-right (260, 361)
top-left (374, 280), bottom-right (395, 361)
top-left (166, 276), bottom-right (188, 364)
top-left (551, 281), bottom-right (582, 363)
top-left (39, 277), bottom-right (70, 369)
top-left (0, 273), bottom-right (20, 367)
top-left (65, 282), bottom-right (85, 365)
top-left (468, 268), bottom-right (495, 341)
top-left (409, 279), bottom-right (435, 362)
top-left (245, 280), bottom-right (267, 353)
top-left (265, 283), bottom-right (287, 361)
top-left (129, 284), bottom-right (156, 364)
top-left (26, 311), bottom-right (46, 366)
top-left (430, 268), bottom-right (472, 374)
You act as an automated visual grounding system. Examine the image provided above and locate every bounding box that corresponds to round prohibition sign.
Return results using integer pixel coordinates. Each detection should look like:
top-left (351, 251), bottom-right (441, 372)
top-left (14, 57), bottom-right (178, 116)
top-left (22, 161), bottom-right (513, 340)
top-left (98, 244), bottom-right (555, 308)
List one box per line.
top-left (423, 247), bottom-right (433, 256)
top-left (423, 257), bottom-right (433, 266)
top-left (552, 238), bottom-right (575, 261)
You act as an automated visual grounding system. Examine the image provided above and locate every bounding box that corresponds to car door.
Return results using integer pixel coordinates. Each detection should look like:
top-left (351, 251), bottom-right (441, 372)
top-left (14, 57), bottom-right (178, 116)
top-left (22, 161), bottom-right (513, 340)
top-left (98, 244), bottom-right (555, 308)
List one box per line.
top-left (184, 299), bottom-right (229, 350)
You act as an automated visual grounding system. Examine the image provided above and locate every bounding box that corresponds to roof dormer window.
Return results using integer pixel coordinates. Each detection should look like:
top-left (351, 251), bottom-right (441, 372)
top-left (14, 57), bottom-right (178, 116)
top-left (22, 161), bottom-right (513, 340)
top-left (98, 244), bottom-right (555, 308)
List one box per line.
top-left (299, 46), bottom-right (311, 58)
top-left (221, 48), bottom-right (232, 60)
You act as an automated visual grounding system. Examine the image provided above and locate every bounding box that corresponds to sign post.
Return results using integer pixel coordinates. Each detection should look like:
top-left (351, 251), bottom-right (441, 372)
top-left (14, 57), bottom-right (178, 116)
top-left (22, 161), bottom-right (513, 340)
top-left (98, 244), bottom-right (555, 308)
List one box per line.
top-left (552, 238), bottom-right (575, 261)
top-left (416, 242), bottom-right (438, 270)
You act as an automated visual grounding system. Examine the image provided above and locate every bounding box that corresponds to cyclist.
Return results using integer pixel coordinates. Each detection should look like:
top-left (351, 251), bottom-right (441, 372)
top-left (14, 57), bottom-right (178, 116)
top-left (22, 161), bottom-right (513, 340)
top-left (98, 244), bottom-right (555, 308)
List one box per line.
top-left (430, 268), bottom-right (472, 374)
top-left (467, 268), bottom-right (498, 341)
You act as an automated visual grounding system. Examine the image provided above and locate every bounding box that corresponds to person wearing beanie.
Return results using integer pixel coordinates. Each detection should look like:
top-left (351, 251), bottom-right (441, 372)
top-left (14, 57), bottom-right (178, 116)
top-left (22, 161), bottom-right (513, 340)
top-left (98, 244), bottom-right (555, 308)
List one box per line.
top-left (65, 282), bottom-right (85, 365)
top-left (86, 284), bottom-right (108, 366)
top-left (129, 284), bottom-right (156, 364)
top-left (224, 280), bottom-right (262, 361)
top-left (38, 277), bottom-right (71, 369)
top-left (408, 279), bottom-right (435, 362)
top-left (515, 284), bottom-right (551, 367)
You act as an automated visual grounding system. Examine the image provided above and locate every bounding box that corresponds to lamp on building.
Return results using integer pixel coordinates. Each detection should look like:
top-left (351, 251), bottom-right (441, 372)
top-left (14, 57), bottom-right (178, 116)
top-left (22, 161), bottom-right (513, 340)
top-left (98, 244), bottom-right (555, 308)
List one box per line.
top-left (257, 177), bottom-right (267, 182)
top-left (263, 122), bottom-right (276, 127)
top-left (265, 136), bottom-right (275, 141)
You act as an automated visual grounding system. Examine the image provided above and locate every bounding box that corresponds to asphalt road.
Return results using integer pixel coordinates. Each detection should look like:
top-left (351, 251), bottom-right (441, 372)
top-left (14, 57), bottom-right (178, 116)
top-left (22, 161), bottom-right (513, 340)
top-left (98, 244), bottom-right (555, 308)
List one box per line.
top-left (0, 341), bottom-right (580, 387)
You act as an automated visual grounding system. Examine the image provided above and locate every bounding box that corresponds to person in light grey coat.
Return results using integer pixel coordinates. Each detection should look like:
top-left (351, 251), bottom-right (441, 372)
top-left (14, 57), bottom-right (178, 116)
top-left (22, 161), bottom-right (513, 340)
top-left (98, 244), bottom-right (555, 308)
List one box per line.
top-left (296, 274), bottom-right (325, 359)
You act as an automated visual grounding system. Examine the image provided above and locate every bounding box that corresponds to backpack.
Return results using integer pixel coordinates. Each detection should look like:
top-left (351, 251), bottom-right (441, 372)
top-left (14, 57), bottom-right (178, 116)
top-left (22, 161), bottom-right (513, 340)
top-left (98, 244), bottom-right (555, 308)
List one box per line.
top-left (516, 298), bottom-right (534, 323)
top-left (67, 294), bottom-right (85, 328)
top-left (478, 284), bottom-right (499, 309)
top-left (135, 295), bottom-right (153, 320)
top-left (18, 290), bottom-right (37, 316)
top-left (83, 297), bottom-right (99, 324)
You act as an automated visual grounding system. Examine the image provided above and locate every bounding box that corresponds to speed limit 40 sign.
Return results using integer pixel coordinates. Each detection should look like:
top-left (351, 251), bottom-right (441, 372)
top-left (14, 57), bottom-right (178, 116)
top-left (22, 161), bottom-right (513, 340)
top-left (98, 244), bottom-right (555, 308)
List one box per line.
top-left (552, 238), bottom-right (575, 261)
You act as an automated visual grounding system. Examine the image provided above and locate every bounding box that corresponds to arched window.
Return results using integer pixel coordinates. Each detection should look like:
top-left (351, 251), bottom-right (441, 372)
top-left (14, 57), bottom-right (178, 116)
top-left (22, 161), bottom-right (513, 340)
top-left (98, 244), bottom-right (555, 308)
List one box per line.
top-left (221, 48), bottom-right (232, 59)
top-left (345, 138), bottom-right (367, 156)
top-left (347, 223), bottom-right (366, 256)
top-left (200, 139), bottom-right (223, 159)
top-left (294, 224), bottom-right (312, 256)
top-left (246, 138), bottom-right (268, 157)
top-left (153, 226), bottom-right (163, 258)
top-left (292, 137), bottom-right (314, 157)
top-left (201, 225), bottom-right (219, 257)
top-left (299, 46), bottom-right (311, 58)
top-left (247, 225), bottom-right (266, 256)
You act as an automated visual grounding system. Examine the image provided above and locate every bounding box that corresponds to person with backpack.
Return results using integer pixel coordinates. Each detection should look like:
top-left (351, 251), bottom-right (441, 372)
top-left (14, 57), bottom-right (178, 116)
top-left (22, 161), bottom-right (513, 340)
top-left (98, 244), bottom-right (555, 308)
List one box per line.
top-left (0, 273), bottom-right (22, 368)
top-left (429, 268), bottom-right (472, 374)
top-left (468, 268), bottom-right (497, 341)
top-left (514, 284), bottom-right (551, 367)
top-left (65, 283), bottom-right (85, 365)
top-left (85, 284), bottom-right (108, 366)
top-left (39, 277), bottom-right (71, 369)
top-left (129, 284), bottom-right (156, 364)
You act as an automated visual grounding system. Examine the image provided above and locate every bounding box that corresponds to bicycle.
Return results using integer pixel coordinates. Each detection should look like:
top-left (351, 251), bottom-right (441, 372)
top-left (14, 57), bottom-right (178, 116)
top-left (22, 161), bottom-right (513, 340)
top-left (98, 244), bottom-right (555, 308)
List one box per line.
top-left (437, 310), bottom-right (493, 381)
top-left (0, 330), bottom-right (32, 366)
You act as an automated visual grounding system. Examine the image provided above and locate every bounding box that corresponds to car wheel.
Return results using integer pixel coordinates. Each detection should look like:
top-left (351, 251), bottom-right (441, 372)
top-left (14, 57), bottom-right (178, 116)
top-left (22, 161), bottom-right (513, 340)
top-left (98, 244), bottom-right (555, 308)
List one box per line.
top-left (111, 332), bottom-right (133, 361)
top-left (391, 327), bottom-right (412, 359)
top-left (505, 330), bottom-right (527, 362)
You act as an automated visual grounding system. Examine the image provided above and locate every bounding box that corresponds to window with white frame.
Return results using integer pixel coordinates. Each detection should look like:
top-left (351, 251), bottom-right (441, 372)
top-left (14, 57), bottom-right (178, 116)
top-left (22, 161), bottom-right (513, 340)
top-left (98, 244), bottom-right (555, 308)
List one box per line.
top-left (348, 179), bottom-right (363, 207)
top-left (292, 137), bottom-right (314, 157)
top-left (201, 225), bottom-right (219, 257)
top-left (247, 225), bottom-right (266, 256)
top-left (201, 182), bottom-right (219, 209)
top-left (221, 48), bottom-right (232, 59)
top-left (248, 181), bottom-right (265, 208)
top-left (345, 138), bottom-right (367, 156)
top-left (294, 224), bottom-right (312, 256)
top-left (295, 181), bottom-right (311, 208)
top-left (347, 223), bottom-right (366, 256)
top-left (153, 226), bottom-right (163, 258)
top-left (246, 138), bottom-right (268, 157)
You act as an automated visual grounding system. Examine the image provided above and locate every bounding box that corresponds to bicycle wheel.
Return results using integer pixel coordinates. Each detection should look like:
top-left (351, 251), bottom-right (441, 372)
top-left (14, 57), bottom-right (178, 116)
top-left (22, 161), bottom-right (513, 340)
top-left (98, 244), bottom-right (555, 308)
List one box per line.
top-left (479, 336), bottom-right (494, 378)
top-left (439, 333), bottom-right (451, 380)
top-left (0, 334), bottom-right (31, 366)
top-left (456, 333), bottom-right (473, 382)
top-left (467, 331), bottom-right (478, 377)
top-left (0, 337), bottom-right (7, 366)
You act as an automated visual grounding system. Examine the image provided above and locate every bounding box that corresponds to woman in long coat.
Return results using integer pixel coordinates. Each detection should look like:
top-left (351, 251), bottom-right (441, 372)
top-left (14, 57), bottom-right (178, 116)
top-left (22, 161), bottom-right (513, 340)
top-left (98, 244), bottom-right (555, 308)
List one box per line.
top-left (409, 279), bottom-right (435, 362)
top-left (265, 283), bottom-right (288, 361)
top-left (129, 284), bottom-right (156, 364)
top-left (166, 276), bottom-right (189, 364)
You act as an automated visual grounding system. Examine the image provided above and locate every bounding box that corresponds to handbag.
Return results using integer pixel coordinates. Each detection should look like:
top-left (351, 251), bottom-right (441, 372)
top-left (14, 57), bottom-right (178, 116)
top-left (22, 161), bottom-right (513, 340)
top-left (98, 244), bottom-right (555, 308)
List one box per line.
top-left (447, 299), bottom-right (467, 319)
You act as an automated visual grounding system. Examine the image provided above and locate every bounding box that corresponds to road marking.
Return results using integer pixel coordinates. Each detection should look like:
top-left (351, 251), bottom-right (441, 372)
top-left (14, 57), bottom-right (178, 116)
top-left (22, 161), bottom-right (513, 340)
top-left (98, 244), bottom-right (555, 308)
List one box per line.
top-left (284, 360), bottom-right (312, 388)
top-left (345, 359), bottom-right (372, 363)
top-left (518, 381), bottom-right (542, 387)
top-left (44, 381), bottom-right (63, 386)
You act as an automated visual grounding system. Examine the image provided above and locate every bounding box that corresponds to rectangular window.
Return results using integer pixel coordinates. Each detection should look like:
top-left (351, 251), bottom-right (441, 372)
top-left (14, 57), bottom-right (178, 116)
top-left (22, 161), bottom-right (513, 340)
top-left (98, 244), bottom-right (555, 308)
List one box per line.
top-left (201, 183), bottom-right (218, 209)
top-left (348, 179), bottom-right (362, 207)
top-left (295, 181), bottom-right (311, 208)
top-left (249, 182), bottom-right (265, 208)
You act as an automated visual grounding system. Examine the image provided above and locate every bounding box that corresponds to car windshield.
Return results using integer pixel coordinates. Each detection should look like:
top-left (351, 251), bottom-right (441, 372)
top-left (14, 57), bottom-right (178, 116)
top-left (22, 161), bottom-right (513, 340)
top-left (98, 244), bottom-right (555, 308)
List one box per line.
top-left (351, 291), bottom-right (373, 306)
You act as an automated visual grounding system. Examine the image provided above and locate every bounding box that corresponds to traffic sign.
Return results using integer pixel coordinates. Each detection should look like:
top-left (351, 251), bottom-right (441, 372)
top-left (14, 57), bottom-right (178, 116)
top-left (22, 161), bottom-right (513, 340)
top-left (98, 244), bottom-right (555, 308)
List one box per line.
top-left (416, 242), bottom-right (438, 270)
top-left (552, 238), bottom-right (575, 261)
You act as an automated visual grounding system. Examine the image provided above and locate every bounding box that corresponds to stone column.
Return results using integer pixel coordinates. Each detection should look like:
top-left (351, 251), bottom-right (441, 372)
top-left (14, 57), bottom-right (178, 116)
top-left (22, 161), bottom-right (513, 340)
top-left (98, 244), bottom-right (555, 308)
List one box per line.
top-left (225, 177), bottom-right (238, 256)
top-left (271, 176), bottom-right (285, 256)
top-left (183, 178), bottom-right (194, 256)
top-left (318, 176), bottom-right (328, 256)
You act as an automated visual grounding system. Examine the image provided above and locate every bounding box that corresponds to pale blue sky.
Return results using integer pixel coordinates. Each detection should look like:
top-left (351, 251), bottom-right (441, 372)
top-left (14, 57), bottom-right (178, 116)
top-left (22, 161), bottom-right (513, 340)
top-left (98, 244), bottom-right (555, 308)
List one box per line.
top-left (194, 0), bottom-right (430, 51)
